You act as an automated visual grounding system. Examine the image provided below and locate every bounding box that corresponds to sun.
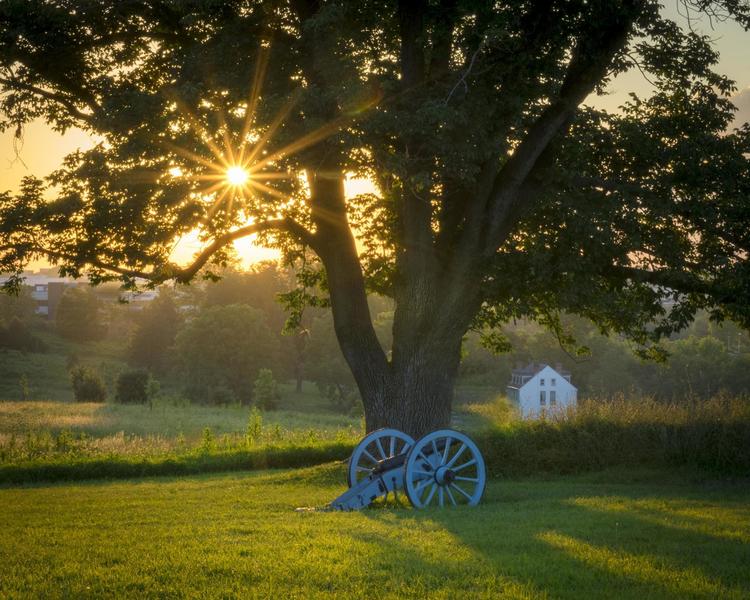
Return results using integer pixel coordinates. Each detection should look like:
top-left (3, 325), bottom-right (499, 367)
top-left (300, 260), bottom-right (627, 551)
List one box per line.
top-left (226, 166), bottom-right (249, 186)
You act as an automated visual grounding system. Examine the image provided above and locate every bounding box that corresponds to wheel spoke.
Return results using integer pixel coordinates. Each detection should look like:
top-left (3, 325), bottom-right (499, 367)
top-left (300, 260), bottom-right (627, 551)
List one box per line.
top-left (446, 444), bottom-right (467, 468)
top-left (442, 437), bottom-right (452, 463)
top-left (355, 466), bottom-right (371, 473)
top-left (450, 482), bottom-right (473, 501)
top-left (445, 485), bottom-right (457, 506)
top-left (389, 436), bottom-right (396, 457)
top-left (438, 487), bottom-right (444, 507)
top-left (453, 458), bottom-right (477, 472)
top-left (454, 476), bottom-right (479, 482)
top-left (431, 439), bottom-right (439, 459)
top-left (361, 448), bottom-right (378, 464)
top-left (412, 469), bottom-right (433, 477)
top-left (375, 438), bottom-right (387, 461)
top-left (424, 483), bottom-right (438, 506)
top-left (415, 478), bottom-right (433, 494)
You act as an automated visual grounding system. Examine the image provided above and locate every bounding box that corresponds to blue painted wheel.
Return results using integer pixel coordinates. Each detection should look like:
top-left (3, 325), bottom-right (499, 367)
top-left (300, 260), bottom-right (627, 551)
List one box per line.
top-left (347, 428), bottom-right (415, 487)
top-left (404, 430), bottom-right (487, 508)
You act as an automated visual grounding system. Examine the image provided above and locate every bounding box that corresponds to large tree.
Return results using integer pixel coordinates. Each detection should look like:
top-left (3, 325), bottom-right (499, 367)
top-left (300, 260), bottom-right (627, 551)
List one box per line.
top-left (1, 1), bottom-right (749, 435)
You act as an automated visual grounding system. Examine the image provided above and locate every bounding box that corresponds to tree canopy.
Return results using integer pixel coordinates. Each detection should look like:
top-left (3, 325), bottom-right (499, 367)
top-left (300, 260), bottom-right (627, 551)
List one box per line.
top-left (1, 1), bottom-right (749, 433)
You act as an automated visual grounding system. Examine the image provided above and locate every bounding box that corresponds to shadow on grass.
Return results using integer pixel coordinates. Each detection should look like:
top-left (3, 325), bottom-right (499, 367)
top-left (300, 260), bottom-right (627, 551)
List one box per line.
top-left (357, 473), bottom-right (750, 599)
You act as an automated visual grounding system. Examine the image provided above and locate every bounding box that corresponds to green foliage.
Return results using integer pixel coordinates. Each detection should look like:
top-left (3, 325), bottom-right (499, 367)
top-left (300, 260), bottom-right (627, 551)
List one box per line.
top-left (253, 368), bottom-right (280, 411)
top-left (199, 427), bottom-right (215, 453)
top-left (126, 291), bottom-right (181, 374)
top-left (69, 366), bottom-right (106, 403)
top-left (114, 369), bottom-right (151, 405)
top-left (246, 407), bottom-right (263, 446)
top-left (0, 441), bottom-right (355, 485)
top-left (0, 317), bottom-right (45, 352)
top-left (0, 1), bottom-right (747, 348)
top-left (174, 304), bottom-right (279, 405)
top-left (56, 287), bottom-right (105, 342)
top-left (1, 1), bottom-right (750, 429)
top-left (478, 396), bottom-right (750, 476)
top-left (460, 312), bottom-right (750, 400)
top-left (0, 285), bottom-right (36, 323)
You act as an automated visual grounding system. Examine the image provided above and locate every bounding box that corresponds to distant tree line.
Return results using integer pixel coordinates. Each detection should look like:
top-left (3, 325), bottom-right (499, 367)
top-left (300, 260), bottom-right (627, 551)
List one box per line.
top-left (3, 262), bottom-right (749, 407)
top-left (460, 313), bottom-right (750, 401)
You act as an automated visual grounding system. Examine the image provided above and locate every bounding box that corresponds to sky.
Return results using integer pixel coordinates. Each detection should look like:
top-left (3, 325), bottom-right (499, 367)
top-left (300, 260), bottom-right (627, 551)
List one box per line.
top-left (2, 4), bottom-right (749, 269)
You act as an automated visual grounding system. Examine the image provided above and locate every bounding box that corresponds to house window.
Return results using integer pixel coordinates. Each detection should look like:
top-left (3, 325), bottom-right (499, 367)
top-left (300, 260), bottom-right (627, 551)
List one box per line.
top-left (550, 391), bottom-right (556, 405)
top-left (551, 378), bottom-right (556, 386)
top-left (540, 391), bottom-right (546, 406)
top-left (540, 378), bottom-right (545, 386)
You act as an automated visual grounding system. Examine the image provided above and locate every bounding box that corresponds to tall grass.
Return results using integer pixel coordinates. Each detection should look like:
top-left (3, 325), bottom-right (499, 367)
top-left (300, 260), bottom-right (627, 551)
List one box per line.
top-left (478, 395), bottom-right (750, 476)
top-left (1, 395), bottom-right (748, 484)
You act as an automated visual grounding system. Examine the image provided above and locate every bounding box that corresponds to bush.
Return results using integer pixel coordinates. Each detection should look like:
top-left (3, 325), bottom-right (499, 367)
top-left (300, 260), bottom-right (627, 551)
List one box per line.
top-left (253, 369), bottom-right (280, 410)
top-left (115, 369), bottom-right (151, 404)
top-left (0, 317), bottom-right (46, 352)
top-left (70, 366), bottom-right (107, 403)
top-left (478, 395), bottom-right (750, 476)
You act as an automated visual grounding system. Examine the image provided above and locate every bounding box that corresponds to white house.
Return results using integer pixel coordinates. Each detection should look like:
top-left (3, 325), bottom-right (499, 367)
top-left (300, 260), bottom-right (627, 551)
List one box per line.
top-left (506, 362), bottom-right (577, 418)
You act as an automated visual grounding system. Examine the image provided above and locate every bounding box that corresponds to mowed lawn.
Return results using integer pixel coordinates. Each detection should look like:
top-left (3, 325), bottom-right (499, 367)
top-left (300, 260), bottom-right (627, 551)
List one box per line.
top-left (1, 466), bottom-right (749, 599)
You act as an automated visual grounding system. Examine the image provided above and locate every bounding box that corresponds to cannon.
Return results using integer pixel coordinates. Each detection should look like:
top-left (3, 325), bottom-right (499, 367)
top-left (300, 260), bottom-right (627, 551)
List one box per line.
top-left (327, 428), bottom-right (487, 510)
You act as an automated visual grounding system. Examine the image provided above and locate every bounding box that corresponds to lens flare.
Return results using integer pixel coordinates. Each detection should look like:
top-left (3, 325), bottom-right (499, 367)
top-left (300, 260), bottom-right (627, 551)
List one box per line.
top-left (226, 166), bottom-right (249, 186)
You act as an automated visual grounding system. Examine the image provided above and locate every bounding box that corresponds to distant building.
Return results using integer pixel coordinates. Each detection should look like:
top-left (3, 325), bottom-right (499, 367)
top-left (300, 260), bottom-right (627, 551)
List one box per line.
top-left (506, 362), bottom-right (577, 418)
top-left (13, 274), bottom-right (79, 320)
top-left (1, 270), bottom-right (164, 319)
top-left (30, 280), bottom-right (73, 319)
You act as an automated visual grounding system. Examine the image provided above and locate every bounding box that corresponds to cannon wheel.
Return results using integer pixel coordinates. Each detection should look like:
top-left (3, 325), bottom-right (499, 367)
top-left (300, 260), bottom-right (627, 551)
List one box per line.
top-left (347, 428), bottom-right (415, 487)
top-left (404, 429), bottom-right (487, 508)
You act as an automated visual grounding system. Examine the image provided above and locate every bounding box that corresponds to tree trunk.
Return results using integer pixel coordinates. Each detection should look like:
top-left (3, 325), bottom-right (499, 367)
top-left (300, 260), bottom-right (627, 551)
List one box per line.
top-left (363, 269), bottom-right (472, 437)
top-left (365, 334), bottom-right (464, 438)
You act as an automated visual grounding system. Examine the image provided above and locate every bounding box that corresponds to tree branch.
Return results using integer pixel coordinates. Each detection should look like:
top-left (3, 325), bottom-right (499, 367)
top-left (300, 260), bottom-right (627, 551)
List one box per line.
top-left (0, 77), bottom-right (95, 124)
top-left (480, 1), bottom-right (642, 255)
top-left (5, 218), bottom-right (317, 285)
top-left (173, 218), bottom-right (318, 282)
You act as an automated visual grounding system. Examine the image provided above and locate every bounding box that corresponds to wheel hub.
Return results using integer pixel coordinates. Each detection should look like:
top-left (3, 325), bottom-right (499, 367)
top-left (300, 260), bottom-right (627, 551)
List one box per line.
top-left (434, 466), bottom-right (456, 486)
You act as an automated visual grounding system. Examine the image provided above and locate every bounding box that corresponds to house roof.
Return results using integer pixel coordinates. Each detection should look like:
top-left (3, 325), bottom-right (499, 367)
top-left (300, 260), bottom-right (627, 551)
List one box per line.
top-left (511, 362), bottom-right (571, 377)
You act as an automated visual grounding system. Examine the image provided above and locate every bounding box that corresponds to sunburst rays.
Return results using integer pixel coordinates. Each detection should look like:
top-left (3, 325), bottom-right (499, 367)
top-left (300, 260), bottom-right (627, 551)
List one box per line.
top-left (163, 43), bottom-right (382, 239)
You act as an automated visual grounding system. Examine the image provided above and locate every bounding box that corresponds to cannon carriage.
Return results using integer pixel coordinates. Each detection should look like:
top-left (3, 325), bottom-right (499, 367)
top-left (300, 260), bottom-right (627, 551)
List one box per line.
top-left (328, 428), bottom-right (487, 511)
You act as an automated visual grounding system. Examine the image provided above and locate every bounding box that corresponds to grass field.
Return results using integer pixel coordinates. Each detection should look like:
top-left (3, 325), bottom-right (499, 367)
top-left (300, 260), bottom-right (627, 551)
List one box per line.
top-left (1, 465), bottom-right (748, 599)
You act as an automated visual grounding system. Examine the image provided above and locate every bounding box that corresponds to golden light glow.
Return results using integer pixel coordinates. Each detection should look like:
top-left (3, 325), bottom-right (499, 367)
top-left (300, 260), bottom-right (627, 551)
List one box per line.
top-left (226, 166), bottom-right (249, 186)
top-left (161, 43), bottom-right (382, 268)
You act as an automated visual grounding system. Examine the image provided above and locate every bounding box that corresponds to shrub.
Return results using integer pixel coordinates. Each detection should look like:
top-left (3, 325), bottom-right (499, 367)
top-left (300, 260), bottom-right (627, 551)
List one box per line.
top-left (115, 369), bottom-right (151, 404)
top-left (70, 366), bottom-right (107, 403)
top-left (246, 407), bottom-right (263, 445)
top-left (253, 369), bottom-right (280, 410)
top-left (478, 395), bottom-right (750, 476)
top-left (0, 317), bottom-right (46, 352)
